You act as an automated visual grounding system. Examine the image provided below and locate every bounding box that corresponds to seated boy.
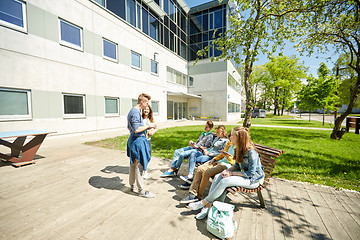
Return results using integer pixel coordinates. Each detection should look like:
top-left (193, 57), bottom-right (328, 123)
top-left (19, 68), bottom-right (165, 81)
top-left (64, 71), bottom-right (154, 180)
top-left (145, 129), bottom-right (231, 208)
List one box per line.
top-left (160, 120), bottom-right (214, 177)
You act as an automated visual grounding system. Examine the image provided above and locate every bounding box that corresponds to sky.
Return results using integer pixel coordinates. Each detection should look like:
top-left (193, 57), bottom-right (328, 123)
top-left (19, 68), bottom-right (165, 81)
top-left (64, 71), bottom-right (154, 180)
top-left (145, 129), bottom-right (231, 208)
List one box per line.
top-left (184, 0), bottom-right (340, 77)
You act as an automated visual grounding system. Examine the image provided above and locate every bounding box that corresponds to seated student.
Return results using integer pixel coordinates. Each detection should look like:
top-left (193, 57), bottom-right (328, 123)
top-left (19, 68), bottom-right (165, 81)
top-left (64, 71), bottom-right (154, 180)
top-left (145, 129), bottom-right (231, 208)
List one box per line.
top-left (179, 126), bottom-right (234, 199)
top-left (179, 125), bottom-right (229, 189)
top-left (160, 120), bottom-right (214, 177)
top-left (188, 127), bottom-right (265, 220)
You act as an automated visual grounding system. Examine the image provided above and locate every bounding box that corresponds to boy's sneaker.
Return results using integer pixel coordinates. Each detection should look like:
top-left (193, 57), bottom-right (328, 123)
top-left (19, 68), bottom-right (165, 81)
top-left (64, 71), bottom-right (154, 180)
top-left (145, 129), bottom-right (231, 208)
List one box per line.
top-left (139, 190), bottom-right (155, 198)
top-left (180, 175), bottom-right (193, 184)
top-left (180, 193), bottom-right (199, 204)
top-left (179, 182), bottom-right (191, 190)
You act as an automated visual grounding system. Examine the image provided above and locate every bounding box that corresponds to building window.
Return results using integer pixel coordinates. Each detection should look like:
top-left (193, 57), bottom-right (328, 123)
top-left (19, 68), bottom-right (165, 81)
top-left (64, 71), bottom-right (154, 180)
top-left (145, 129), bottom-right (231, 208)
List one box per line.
top-left (105, 97), bottom-right (119, 116)
top-left (0, 0), bottom-right (27, 32)
top-left (228, 102), bottom-right (240, 113)
top-left (228, 73), bottom-right (241, 93)
top-left (136, 2), bottom-right (142, 29)
top-left (63, 93), bottom-right (85, 117)
top-left (59, 18), bottom-right (83, 51)
top-left (0, 88), bottom-right (31, 119)
top-left (131, 51), bottom-right (141, 69)
top-left (132, 99), bottom-right (137, 107)
top-left (188, 76), bottom-right (194, 87)
top-left (103, 38), bottom-right (117, 62)
top-left (93, 0), bottom-right (105, 6)
top-left (151, 101), bottom-right (159, 113)
top-left (151, 60), bottom-right (158, 75)
top-left (126, 0), bottom-right (136, 27)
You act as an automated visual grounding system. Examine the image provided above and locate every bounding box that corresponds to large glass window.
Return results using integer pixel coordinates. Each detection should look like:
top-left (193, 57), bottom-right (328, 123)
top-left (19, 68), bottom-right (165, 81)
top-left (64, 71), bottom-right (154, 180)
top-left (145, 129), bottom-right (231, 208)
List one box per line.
top-left (151, 60), bottom-right (158, 75)
top-left (63, 93), bottom-right (85, 117)
top-left (136, 2), bottom-right (141, 29)
top-left (0, 88), bottom-right (31, 119)
top-left (107, 0), bottom-right (126, 19)
top-left (126, 0), bottom-right (136, 27)
top-left (164, 0), bottom-right (169, 15)
top-left (214, 10), bottom-right (223, 28)
top-left (59, 18), bottom-right (83, 51)
top-left (103, 38), bottom-right (117, 61)
top-left (105, 97), bottom-right (119, 115)
top-left (142, 8), bottom-right (149, 34)
top-left (131, 51), bottom-right (141, 69)
top-left (169, 0), bottom-right (175, 21)
top-left (94, 0), bottom-right (105, 6)
top-left (149, 14), bottom-right (159, 41)
top-left (0, 0), bottom-right (27, 32)
top-left (151, 101), bottom-right (159, 113)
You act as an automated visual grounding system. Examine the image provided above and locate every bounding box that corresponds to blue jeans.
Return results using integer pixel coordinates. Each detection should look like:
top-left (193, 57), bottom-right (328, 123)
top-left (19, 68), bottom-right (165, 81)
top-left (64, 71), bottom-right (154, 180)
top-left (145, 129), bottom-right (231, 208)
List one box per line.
top-left (188, 154), bottom-right (212, 175)
top-left (206, 173), bottom-right (264, 203)
top-left (170, 146), bottom-right (198, 169)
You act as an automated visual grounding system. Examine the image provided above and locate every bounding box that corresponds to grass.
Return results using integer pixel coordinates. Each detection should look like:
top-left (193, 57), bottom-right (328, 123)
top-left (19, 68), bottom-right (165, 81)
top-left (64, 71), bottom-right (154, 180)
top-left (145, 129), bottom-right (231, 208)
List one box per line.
top-left (86, 123), bottom-right (360, 192)
top-left (241, 114), bottom-right (335, 128)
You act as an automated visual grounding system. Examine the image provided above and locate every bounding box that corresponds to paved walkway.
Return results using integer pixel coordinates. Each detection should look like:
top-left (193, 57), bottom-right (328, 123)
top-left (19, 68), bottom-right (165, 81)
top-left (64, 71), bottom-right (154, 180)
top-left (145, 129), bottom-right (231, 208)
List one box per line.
top-left (0, 120), bottom-right (359, 240)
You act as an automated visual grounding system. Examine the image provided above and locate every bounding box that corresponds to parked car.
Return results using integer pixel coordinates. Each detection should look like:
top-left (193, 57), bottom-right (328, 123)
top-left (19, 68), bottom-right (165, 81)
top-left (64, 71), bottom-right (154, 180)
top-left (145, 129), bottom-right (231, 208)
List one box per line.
top-left (252, 109), bottom-right (266, 118)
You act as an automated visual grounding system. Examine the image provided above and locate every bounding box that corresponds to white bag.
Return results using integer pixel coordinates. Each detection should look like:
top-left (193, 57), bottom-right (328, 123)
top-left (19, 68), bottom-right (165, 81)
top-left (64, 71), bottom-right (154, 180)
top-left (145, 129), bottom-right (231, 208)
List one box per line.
top-left (206, 201), bottom-right (237, 239)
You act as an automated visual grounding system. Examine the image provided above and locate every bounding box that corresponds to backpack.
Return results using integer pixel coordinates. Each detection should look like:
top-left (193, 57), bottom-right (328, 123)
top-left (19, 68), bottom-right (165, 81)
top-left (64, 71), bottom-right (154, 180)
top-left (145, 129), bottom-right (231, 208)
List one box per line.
top-left (206, 201), bottom-right (237, 239)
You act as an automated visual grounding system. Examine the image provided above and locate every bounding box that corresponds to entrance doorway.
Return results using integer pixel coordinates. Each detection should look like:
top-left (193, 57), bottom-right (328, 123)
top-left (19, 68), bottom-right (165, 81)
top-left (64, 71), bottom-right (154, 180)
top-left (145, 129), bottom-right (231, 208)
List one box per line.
top-left (167, 101), bottom-right (188, 120)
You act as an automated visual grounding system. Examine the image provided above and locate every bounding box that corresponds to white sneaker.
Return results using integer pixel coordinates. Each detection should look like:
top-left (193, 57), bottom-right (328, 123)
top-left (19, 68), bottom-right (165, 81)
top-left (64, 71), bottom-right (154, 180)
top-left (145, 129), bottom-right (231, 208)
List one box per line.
top-left (188, 200), bottom-right (204, 211)
top-left (142, 171), bottom-right (148, 179)
top-left (196, 207), bottom-right (209, 220)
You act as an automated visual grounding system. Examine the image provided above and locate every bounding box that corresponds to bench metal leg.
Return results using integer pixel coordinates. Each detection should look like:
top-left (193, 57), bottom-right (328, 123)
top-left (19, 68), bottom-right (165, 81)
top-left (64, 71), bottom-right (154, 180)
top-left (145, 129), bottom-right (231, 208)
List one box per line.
top-left (257, 190), bottom-right (266, 208)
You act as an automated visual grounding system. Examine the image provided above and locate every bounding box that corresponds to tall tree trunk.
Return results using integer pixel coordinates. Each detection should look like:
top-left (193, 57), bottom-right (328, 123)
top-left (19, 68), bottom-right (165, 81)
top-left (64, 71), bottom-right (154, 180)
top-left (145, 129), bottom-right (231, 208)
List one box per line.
top-left (322, 108), bottom-right (325, 125)
top-left (243, 58), bottom-right (254, 128)
top-left (274, 87), bottom-right (279, 115)
top-left (331, 71), bottom-right (360, 139)
top-left (309, 112), bottom-right (311, 122)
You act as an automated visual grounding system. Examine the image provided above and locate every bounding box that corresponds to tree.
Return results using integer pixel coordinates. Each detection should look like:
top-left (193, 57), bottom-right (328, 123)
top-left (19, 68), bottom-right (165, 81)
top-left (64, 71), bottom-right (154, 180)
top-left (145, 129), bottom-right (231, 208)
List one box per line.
top-left (297, 63), bottom-right (340, 124)
top-left (295, 0), bottom-right (360, 139)
top-left (334, 53), bottom-right (360, 109)
top-left (264, 55), bottom-right (306, 115)
top-left (197, 0), bottom-right (311, 128)
top-left (296, 78), bottom-right (319, 121)
top-left (316, 63), bottom-right (340, 125)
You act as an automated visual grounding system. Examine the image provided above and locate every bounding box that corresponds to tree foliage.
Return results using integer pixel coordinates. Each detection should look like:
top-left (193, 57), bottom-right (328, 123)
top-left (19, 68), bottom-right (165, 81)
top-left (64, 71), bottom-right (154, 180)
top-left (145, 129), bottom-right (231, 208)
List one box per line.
top-left (295, 0), bottom-right (360, 139)
top-left (198, 0), bottom-right (311, 128)
top-left (297, 63), bottom-right (340, 124)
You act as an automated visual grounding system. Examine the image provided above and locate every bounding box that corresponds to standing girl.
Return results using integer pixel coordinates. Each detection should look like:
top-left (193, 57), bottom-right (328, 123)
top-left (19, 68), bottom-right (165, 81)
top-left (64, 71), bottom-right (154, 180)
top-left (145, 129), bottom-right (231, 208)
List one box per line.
top-left (141, 105), bottom-right (158, 179)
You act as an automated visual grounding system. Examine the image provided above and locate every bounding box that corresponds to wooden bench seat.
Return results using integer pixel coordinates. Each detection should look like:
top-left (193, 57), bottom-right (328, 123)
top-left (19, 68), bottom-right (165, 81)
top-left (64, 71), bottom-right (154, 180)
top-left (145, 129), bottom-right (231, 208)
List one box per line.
top-left (226, 143), bottom-right (284, 208)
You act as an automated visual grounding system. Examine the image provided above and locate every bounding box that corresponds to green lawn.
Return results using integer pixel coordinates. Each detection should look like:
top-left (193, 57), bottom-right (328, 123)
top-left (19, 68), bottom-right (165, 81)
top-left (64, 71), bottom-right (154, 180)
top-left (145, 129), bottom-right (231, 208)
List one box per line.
top-left (87, 124), bottom-right (360, 192)
top-left (240, 114), bottom-right (335, 128)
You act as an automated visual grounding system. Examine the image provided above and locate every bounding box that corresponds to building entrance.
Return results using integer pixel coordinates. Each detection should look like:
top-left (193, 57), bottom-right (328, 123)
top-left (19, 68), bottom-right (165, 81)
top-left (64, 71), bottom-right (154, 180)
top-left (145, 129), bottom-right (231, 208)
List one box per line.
top-left (167, 101), bottom-right (188, 120)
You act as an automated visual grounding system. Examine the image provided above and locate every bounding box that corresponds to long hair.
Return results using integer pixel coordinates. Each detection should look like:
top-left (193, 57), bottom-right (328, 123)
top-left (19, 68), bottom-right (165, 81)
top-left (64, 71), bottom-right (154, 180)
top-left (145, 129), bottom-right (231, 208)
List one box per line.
top-left (233, 127), bottom-right (255, 163)
top-left (215, 125), bottom-right (228, 139)
top-left (142, 105), bottom-right (154, 122)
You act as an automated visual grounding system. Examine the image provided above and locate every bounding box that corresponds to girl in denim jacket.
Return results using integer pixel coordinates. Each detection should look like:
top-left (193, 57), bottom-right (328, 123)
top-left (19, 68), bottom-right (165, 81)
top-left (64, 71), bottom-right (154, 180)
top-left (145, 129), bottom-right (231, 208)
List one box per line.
top-left (188, 126), bottom-right (265, 219)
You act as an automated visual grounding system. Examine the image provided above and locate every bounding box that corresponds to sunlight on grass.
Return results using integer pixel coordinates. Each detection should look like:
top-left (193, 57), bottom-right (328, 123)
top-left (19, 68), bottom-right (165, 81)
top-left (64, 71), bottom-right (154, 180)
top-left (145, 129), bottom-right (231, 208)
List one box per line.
top-left (86, 124), bottom-right (360, 191)
top-left (239, 115), bottom-right (335, 128)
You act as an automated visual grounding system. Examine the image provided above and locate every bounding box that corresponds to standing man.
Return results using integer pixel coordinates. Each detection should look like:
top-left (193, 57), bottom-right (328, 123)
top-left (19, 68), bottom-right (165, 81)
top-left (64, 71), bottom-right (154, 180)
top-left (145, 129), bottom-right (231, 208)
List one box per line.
top-left (127, 93), bottom-right (156, 198)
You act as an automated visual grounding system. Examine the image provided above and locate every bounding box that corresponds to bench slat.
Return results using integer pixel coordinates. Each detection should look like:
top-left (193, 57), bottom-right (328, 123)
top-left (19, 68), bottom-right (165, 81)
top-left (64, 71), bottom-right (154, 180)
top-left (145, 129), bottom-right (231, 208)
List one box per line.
top-left (226, 143), bottom-right (284, 208)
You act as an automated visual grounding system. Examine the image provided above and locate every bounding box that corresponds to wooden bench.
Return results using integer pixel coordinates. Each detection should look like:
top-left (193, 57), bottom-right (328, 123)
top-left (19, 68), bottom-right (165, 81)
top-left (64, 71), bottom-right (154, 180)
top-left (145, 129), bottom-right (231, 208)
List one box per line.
top-left (226, 143), bottom-right (284, 208)
top-left (346, 117), bottom-right (360, 134)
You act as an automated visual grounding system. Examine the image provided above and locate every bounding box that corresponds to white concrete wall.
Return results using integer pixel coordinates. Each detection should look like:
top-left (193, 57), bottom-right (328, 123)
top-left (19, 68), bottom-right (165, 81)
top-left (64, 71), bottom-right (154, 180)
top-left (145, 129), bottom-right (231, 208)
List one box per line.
top-left (0, 0), bottom-right (188, 134)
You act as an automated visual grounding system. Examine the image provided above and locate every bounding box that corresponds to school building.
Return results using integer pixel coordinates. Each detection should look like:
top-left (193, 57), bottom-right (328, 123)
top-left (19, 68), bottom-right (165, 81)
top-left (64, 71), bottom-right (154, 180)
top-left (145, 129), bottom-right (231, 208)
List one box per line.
top-left (0, 0), bottom-right (242, 135)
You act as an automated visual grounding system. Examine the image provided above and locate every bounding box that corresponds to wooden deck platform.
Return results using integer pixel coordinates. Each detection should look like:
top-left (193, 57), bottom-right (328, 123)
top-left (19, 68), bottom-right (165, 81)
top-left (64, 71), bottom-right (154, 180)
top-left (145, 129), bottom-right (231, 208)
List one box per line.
top-left (0, 131), bottom-right (359, 240)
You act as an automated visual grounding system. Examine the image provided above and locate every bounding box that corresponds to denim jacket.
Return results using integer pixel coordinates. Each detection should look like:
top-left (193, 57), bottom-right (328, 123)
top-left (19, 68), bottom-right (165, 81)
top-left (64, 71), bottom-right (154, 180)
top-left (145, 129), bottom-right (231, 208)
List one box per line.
top-left (207, 137), bottom-right (229, 157)
top-left (234, 148), bottom-right (265, 183)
